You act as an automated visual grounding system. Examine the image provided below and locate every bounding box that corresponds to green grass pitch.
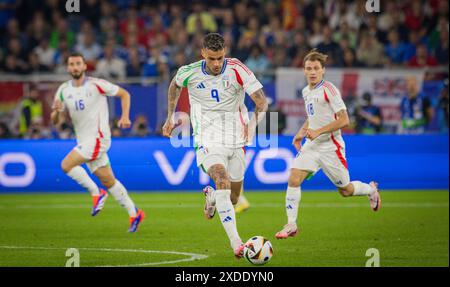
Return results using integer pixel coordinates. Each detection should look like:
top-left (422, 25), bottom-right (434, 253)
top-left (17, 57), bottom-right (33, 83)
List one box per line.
top-left (0, 190), bottom-right (448, 267)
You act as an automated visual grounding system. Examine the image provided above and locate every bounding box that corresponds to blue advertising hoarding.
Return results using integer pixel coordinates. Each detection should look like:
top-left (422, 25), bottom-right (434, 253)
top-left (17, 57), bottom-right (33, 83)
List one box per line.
top-left (0, 135), bottom-right (448, 192)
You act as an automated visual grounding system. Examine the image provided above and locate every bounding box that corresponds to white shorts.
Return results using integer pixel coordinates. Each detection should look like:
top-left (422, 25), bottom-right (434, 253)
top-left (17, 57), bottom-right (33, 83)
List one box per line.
top-left (196, 146), bottom-right (246, 182)
top-left (74, 139), bottom-right (111, 173)
top-left (291, 145), bottom-right (350, 188)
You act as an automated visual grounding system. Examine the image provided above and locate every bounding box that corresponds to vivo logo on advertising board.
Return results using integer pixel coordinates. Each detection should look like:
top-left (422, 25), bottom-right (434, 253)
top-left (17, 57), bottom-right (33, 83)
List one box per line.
top-left (154, 148), bottom-right (294, 186)
top-left (0, 153), bottom-right (36, 188)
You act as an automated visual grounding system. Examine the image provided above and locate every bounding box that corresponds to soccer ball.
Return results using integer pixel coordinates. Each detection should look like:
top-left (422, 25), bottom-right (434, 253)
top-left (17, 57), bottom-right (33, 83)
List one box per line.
top-left (243, 236), bottom-right (273, 265)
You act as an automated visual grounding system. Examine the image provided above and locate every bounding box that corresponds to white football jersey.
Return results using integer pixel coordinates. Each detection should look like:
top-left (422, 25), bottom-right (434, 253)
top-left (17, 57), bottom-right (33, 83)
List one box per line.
top-left (175, 58), bottom-right (263, 148)
top-left (301, 79), bottom-right (347, 151)
top-left (54, 77), bottom-right (119, 143)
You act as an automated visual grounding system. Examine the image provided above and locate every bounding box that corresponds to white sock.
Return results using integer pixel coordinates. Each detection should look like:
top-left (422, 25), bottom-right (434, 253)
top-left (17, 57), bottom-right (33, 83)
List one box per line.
top-left (67, 166), bottom-right (99, 196)
top-left (351, 181), bottom-right (376, 196)
top-left (286, 186), bottom-right (301, 225)
top-left (215, 189), bottom-right (242, 249)
top-left (108, 180), bottom-right (137, 217)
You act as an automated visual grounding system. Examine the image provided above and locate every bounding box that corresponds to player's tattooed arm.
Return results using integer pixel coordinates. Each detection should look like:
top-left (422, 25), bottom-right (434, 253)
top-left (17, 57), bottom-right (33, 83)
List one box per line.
top-left (246, 88), bottom-right (269, 143)
top-left (162, 77), bottom-right (182, 137)
top-left (307, 109), bottom-right (349, 140)
top-left (249, 88), bottom-right (269, 123)
top-left (167, 77), bottom-right (181, 119)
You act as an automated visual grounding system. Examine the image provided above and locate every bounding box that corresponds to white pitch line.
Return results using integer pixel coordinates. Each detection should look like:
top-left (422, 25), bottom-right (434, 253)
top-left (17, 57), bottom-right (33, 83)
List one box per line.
top-left (0, 245), bottom-right (208, 267)
top-left (0, 202), bottom-right (448, 209)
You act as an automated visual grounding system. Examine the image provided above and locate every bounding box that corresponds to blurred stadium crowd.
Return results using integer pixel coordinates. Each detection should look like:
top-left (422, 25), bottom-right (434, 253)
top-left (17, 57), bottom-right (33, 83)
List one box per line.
top-left (0, 0), bottom-right (448, 139)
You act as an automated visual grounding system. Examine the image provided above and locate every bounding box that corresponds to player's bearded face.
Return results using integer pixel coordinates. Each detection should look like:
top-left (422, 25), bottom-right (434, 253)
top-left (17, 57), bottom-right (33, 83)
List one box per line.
top-left (304, 60), bottom-right (325, 86)
top-left (201, 48), bottom-right (226, 75)
top-left (67, 57), bottom-right (87, 80)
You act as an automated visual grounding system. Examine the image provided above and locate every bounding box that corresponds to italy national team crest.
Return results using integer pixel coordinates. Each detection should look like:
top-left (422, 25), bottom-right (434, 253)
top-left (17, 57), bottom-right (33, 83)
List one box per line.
top-left (222, 75), bottom-right (230, 89)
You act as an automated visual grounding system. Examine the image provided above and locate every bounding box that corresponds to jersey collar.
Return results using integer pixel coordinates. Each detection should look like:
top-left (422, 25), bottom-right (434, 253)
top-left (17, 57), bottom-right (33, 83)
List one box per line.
top-left (313, 79), bottom-right (325, 90)
top-left (70, 77), bottom-right (89, 88)
top-left (201, 59), bottom-right (228, 76)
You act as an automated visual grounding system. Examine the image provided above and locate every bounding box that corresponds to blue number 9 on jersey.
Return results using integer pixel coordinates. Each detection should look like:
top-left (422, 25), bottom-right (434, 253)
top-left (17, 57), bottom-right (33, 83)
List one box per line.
top-left (211, 89), bottom-right (220, 102)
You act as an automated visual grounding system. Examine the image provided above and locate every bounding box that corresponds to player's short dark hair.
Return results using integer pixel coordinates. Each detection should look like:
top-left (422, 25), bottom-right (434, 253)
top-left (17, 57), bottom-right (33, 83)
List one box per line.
top-left (66, 52), bottom-right (86, 64)
top-left (202, 33), bottom-right (225, 51)
top-left (303, 49), bottom-right (328, 68)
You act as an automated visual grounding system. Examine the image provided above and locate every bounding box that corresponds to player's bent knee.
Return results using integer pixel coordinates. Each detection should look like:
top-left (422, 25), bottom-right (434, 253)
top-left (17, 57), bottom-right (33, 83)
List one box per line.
top-left (61, 161), bottom-right (72, 174)
top-left (100, 178), bottom-right (115, 189)
top-left (288, 175), bottom-right (302, 188)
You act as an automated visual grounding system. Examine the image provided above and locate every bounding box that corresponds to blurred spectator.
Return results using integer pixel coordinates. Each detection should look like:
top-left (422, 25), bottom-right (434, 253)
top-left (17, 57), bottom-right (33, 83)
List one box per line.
top-left (3, 54), bottom-right (28, 74)
top-left (354, 92), bottom-right (382, 134)
top-left (307, 19), bottom-right (324, 48)
top-left (75, 31), bottom-right (102, 70)
top-left (19, 88), bottom-right (43, 137)
top-left (433, 28), bottom-right (449, 65)
top-left (2, 18), bottom-right (27, 49)
top-left (363, 14), bottom-right (386, 44)
top-left (404, 0), bottom-right (425, 31)
top-left (7, 37), bottom-right (27, 61)
top-left (33, 38), bottom-right (56, 70)
top-left (49, 18), bottom-right (75, 49)
top-left (53, 37), bottom-right (71, 67)
top-left (95, 45), bottom-right (126, 80)
top-left (130, 114), bottom-right (151, 137)
top-left (403, 30), bottom-right (423, 62)
top-left (377, 1), bottom-right (398, 33)
top-left (120, 7), bottom-right (145, 37)
top-left (316, 26), bottom-right (341, 66)
top-left (28, 52), bottom-right (50, 73)
top-left (342, 48), bottom-right (363, 68)
top-left (333, 21), bottom-right (358, 49)
top-left (400, 77), bottom-right (434, 134)
top-left (407, 44), bottom-right (438, 67)
top-left (244, 44), bottom-right (271, 84)
top-left (0, 121), bottom-right (12, 138)
top-left (186, 0), bottom-right (217, 35)
top-left (126, 48), bottom-right (143, 77)
top-left (437, 79), bottom-right (449, 131)
top-left (356, 33), bottom-right (386, 67)
top-left (0, 0), bottom-right (16, 31)
top-left (385, 30), bottom-right (408, 65)
top-left (142, 47), bottom-right (169, 78)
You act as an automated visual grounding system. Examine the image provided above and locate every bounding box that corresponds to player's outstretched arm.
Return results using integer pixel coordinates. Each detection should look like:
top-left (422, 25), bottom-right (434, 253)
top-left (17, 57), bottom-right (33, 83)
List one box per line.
top-left (293, 119), bottom-right (309, 151)
top-left (162, 77), bottom-right (182, 138)
top-left (116, 87), bottom-right (131, 129)
top-left (50, 100), bottom-right (64, 126)
top-left (306, 109), bottom-right (349, 140)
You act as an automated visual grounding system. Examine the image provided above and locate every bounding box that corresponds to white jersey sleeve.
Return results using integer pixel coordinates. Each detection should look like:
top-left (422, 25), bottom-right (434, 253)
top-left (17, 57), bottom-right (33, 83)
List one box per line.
top-left (54, 82), bottom-right (69, 111)
top-left (175, 61), bottom-right (202, 88)
top-left (230, 58), bottom-right (263, 95)
top-left (324, 82), bottom-right (346, 113)
top-left (90, 78), bottom-right (120, 97)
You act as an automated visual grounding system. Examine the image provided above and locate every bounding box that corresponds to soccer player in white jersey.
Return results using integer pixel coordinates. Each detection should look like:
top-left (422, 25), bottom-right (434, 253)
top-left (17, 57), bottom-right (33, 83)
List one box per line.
top-left (51, 52), bottom-right (145, 232)
top-left (162, 33), bottom-right (268, 258)
top-left (275, 50), bottom-right (381, 239)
